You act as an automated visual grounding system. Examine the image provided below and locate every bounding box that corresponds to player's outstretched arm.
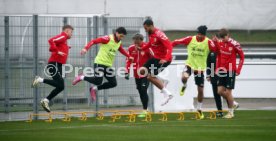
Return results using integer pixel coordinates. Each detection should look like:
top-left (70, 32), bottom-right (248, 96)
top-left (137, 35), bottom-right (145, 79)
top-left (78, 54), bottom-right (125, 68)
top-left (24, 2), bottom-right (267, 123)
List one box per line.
top-left (119, 45), bottom-right (134, 62)
top-left (171, 36), bottom-right (192, 47)
top-left (81, 36), bottom-right (110, 55)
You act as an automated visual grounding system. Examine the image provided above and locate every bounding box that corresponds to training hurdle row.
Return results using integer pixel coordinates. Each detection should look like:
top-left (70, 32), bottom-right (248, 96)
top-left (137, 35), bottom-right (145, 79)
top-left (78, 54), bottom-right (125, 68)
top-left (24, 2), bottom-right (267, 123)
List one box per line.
top-left (27, 111), bottom-right (103, 123)
top-left (26, 110), bottom-right (228, 123)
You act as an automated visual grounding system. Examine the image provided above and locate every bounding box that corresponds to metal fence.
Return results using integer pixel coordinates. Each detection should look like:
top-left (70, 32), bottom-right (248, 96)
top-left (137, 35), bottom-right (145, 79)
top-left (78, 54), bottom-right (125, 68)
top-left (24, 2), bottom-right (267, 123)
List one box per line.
top-left (0, 15), bottom-right (150, 120)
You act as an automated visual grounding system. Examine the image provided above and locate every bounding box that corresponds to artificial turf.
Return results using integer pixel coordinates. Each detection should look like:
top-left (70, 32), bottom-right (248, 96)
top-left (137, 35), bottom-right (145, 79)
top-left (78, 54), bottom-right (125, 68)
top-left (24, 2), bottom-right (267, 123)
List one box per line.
top-left (0, 110), bottom-right (276, 141)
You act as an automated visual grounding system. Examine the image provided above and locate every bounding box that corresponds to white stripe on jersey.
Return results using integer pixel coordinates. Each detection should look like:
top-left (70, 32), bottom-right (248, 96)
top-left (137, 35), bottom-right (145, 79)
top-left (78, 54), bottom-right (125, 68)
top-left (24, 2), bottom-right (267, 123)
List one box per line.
top-left (53, 36), bottom-right (65, 42)
top-left (149, 48), bottom-right (155, 56)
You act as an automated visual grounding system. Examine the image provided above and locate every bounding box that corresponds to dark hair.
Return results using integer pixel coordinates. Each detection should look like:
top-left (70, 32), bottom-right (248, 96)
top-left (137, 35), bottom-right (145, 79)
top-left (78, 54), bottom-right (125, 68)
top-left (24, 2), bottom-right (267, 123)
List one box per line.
top-left (116, 27), bottom-right (127, 35)
top-left (218, 28), bottom-right (229, 38)
top-left (197, 25), bottom-right (208, 35)
top-left (132, 33), bottom-right (144, 40)
top-left (62, 25), bottom-right (74, 31)
top-left (143, 19), bottom-right (154, 26)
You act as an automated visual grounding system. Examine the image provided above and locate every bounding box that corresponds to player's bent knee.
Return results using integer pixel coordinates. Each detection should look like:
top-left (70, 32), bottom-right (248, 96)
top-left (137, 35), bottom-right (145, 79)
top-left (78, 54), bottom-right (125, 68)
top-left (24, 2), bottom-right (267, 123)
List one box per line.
top-left (94, 81), bottom-right (102, 85)
top-left (139, 67), bottom-right (148, 76)
top-left (58, 83), bottom-right (65, 91)
top-left (183, 72), bottom-right (190, 78)
top-left (93, 77), bottom-right (103, 85)
top-left (56, 86), bottom-right (64, 93)
top-left (217, 89), bottom-right (224, 96)
top-left (110, 80), bottom-right (117, 88)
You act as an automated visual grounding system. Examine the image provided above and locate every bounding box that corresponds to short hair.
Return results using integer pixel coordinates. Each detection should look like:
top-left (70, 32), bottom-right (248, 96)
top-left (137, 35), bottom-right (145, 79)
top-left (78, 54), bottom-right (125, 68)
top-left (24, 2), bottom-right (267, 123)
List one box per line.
top-left (116, 27), bottom-right (127, 35)
top-left (197, 25), bottom-right (208, 35)
top-left (62, 25), bottom-right (74, 31)
top-left (218, 28), bottom-right (230, 38)
top-left (132, 33), bottom-right (144, 41)
top-left (143, 19), bottom-right (154, 26)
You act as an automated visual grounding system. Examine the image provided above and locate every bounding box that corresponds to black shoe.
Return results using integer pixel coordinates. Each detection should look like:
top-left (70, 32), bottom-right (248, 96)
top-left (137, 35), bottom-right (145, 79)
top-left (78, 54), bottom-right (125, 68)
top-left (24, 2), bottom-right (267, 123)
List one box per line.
top-left (216, 112), bottom-right (223, 118)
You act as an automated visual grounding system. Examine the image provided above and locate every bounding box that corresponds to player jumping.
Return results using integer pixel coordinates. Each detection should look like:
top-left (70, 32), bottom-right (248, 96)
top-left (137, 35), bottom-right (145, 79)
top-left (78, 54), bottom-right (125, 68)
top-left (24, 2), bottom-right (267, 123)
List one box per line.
top-left (138, 19), bottom-right (173, 106)
top-left (72, 27), bottom-right (133, 101)
top-left (32, 25), bottom-right (74, 112)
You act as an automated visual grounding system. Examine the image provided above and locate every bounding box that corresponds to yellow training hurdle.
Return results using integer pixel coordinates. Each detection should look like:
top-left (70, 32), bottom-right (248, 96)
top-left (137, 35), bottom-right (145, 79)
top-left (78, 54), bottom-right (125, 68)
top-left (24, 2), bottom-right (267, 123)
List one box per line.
top-left (26, 110), bottom-right (229, 123)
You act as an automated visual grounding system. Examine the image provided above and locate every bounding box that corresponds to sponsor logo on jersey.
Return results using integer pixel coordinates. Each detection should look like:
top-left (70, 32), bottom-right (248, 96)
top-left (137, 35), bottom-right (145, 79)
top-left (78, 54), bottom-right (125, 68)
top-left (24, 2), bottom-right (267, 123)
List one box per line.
top-left (141, 51), bottom-right (145, 56)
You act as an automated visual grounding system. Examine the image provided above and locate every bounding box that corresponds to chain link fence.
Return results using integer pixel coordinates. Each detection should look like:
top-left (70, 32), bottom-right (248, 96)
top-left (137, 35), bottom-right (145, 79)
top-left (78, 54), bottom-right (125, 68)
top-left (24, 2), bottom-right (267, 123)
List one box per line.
top-left (0, 15), bottom-right (151, 121)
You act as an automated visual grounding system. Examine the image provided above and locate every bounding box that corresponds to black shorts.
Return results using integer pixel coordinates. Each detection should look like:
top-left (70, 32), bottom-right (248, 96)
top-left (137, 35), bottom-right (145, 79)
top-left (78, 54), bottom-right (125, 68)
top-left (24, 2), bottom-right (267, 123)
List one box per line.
top-left (143, 58), bottom-right (171, 76)
top-left (185, 66), bottom-right (204, 87)
top-left (47, 62), bottom-right (63, 79)
top-left (217, 72), bottom-right (236, 89)
top-left (94, 64), bottom-right (116, 77)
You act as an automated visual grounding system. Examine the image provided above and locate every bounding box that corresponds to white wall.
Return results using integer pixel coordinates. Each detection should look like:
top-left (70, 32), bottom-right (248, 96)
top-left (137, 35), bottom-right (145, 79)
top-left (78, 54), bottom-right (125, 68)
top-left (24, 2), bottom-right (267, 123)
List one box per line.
top-left (153, 62), bottom-right (276, 112)
top-left (154, 62), bottom-right (276, 97)
top-left (1, 0), bottom-right (276, 30)
top-left (153, 64), bottom-right (194, 112)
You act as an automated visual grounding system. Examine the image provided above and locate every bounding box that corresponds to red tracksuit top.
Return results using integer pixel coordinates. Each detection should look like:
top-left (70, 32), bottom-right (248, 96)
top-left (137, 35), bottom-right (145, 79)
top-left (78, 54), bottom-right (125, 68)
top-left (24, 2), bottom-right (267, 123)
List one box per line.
top-left (213, 38), bottom-right (245, 75)
top-left (48, 32), bottom-right (70, 64)
top-left (126, 42), bottom-right (153, 78)
top-left (141, 28), bottom-right (172, 61)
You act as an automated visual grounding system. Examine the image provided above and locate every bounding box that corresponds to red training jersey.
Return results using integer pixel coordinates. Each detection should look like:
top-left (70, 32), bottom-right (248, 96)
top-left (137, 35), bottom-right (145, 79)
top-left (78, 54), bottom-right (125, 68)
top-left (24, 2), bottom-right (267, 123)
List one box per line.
top-left (142, 28), bottom-right (172, 61)
top-left (126, 42), bottom-right (153, 78)
top-left (213, 38), bottom-right (245, 75)
top-left (48, 32), bottom-right (70, 64)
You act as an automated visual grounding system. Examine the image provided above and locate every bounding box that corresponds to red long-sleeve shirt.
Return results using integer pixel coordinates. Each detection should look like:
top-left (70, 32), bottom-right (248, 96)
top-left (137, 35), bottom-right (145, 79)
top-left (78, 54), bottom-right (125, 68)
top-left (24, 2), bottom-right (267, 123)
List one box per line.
top-left (141, 28), bottom-right (172, 61)
top-left (213, 38), bottom-right (244, 75)
top-left (48, 32), bottom-right (70, 64)
top-left (84, 35), bottom-right (131, 58)
top-left (126, 42), bottom-right (152, 78)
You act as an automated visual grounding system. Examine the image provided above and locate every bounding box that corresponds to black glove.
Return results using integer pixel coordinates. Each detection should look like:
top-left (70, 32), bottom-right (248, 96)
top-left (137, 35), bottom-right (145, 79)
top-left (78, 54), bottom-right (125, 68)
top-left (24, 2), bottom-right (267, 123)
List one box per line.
top-left (125, 73), bottom-right (130, 80)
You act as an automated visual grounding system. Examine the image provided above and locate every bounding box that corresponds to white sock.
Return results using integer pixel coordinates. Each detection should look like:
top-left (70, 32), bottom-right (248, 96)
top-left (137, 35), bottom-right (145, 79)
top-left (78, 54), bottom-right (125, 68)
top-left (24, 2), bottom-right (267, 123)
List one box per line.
top-left (43, 98), bottom-right (49, 103)
top-left (229, 108), bottom-right (234, 114)
top-left (183, 83), bottom-right (187, 87)
top-left (37, 77), bottom-right (44, 83)
top-left (161, 88), bottom-right (171, 97)
top-left (233, 101), bottom-right (238, 105)
top-left (93, 86), bottom-right (98, 91)
top-left (157, 76), bottom-right (169, 93)
top-left (80, 75), bottom-right (85, 80)
top-left (197, 102), bottom-right (203, 111)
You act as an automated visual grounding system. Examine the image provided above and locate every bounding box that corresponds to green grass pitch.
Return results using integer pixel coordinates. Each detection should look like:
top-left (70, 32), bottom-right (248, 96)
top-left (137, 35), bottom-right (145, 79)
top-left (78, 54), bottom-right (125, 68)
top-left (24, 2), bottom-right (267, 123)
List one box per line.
top-left (0, 110), bottom-right (276, 141)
